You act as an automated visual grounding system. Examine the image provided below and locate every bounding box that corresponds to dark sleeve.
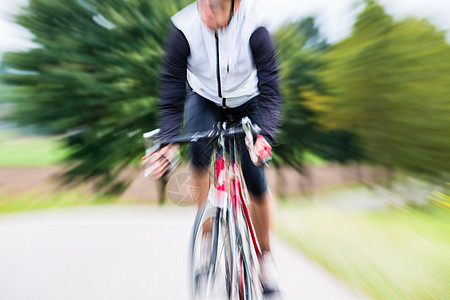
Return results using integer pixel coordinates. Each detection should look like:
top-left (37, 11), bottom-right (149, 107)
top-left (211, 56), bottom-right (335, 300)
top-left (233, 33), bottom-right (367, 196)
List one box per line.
top-left (158, 24), bottom-right (190, 139)
top-left (249, 26), bottom-right (282, 144)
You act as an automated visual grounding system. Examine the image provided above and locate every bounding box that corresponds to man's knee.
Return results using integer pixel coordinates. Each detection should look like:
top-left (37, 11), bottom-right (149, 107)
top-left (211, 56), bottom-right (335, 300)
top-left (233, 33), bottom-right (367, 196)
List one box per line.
top-left (243, 164), bottom-right (268, 204)
top-left (189, 141), bottom-right (213, 168)
top-left (190, 164), bottom-right (210, 178)
top-left (248, 186), bottom-right (269, 205)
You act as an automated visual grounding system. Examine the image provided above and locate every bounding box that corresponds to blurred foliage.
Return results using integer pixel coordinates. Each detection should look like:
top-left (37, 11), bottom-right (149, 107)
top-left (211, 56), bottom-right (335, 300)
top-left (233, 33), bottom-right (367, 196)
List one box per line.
top-left (2, 0), bottom-right (449, 192)
top-left (427, 182), bottom-right (450, 211)
top-left (305, 0), bottom-right (450, 180)
top-left (1, 0), bottom-right (191, 192)
top-left (273, 17), bottom-right (362, 172)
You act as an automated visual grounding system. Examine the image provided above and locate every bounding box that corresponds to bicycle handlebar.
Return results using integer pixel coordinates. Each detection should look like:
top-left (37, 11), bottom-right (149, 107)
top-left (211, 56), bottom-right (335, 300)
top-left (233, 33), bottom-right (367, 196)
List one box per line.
top-left (142, 117), bottom-right (270, 169)
top-left (146, 117), bottom-right (260, 147)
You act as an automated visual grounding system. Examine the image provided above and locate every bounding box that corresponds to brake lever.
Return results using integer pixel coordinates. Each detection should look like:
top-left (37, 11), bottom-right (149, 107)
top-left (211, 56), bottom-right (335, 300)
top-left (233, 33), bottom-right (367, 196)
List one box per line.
top-left (242, 117), bottom-right (258, 163)
top-left (242, 117), bottom-right (272, 167)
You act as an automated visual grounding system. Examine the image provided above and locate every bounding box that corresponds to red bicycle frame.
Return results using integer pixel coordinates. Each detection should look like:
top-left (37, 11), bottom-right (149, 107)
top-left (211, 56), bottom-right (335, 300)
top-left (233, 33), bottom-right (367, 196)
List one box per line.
top-left (214, 153), bottom-right (262, 260)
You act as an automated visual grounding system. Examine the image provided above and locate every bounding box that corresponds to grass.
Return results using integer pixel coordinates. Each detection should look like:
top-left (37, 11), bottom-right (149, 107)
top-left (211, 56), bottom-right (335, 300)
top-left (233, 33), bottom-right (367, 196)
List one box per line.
top-left (0, 86), bottom-right (68, 167)
top-left (0, 131), bottom-right (69, 167)
top-left (0, 130), bottom-right (329, 168)
top-left (275, 200), bottom-right (450, 299)
top-left (0, 189), bottom-right (121, 215)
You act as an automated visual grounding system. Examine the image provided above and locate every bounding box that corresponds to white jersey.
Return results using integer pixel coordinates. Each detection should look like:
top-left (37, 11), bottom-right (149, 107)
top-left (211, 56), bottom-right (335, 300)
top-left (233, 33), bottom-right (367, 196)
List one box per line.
top-left (171, 1), bottom-right (265, 108)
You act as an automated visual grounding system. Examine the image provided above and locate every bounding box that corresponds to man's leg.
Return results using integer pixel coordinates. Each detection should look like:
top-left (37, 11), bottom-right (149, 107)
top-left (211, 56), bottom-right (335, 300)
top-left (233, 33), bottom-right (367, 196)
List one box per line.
top-left (239, 141), bottom-right (272, 252)
top-left (239, 137), bottom-right (281, 295)
top-left (190, 164), bottom-right (214, 261)
top-left (248, 190), bottom-right (273, 253)
top-left (183, 92), bottom-right (221, 283)
top-left (183, 90), bottom-right (221, 209)
top-left (190, 164), bottom-right (211, 210)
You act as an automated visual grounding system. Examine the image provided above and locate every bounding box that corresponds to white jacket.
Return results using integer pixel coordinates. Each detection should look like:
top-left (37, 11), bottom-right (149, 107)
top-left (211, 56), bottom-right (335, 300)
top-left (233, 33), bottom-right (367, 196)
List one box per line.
top-left (171, 1), bottom-right (264, 108)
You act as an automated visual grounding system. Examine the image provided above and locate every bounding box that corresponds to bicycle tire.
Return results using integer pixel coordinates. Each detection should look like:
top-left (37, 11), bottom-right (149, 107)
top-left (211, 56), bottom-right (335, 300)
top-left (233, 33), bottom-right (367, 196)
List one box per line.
top-left (190, 203), bottom-right (234, 299)
top-left (226, 204), bottom-right (240, 299)
top-left (239, 247), bottom-right (253, 300)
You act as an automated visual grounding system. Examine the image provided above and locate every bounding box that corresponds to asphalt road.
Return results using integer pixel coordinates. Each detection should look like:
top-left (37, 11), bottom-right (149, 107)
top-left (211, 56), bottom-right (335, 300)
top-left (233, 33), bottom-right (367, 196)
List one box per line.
top-left (0, 206), bottom-right (368, 300)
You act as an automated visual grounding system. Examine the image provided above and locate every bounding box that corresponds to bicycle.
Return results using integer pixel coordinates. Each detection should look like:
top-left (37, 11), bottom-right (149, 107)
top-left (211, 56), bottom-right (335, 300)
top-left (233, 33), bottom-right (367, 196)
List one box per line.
top-left (144, 117), bottom-right (270, 299)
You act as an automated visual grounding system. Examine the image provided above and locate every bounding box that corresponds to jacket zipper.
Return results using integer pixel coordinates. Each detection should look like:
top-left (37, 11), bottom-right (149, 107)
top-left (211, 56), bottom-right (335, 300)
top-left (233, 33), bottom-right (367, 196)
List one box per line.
top-left (215, 32), bottom-right (227, 108)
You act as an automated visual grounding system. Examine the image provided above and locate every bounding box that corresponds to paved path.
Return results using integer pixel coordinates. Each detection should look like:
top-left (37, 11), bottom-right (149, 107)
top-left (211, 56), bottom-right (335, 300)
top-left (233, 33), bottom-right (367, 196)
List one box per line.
top-left (0, 206), bottom-right (368, 299)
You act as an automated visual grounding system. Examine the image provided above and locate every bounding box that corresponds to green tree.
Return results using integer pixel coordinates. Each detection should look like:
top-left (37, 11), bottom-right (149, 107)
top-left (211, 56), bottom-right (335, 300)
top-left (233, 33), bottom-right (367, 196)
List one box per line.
top-left (306, 0), bottom-right (450, 180)
top-left (1, 0), bottom-right (190, 193)
top-left (274, 17), bottom-right (361, 172)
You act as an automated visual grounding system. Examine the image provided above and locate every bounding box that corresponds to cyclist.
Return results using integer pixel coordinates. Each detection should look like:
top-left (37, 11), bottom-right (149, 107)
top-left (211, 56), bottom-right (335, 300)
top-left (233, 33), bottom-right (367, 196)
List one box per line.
top-left (145, 0), bottom-right (282, 296)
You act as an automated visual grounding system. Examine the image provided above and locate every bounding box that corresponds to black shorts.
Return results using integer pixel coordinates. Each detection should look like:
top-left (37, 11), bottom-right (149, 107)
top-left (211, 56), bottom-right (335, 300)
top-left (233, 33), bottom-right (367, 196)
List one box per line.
top-left (183, 90), bottom-right (268, 196)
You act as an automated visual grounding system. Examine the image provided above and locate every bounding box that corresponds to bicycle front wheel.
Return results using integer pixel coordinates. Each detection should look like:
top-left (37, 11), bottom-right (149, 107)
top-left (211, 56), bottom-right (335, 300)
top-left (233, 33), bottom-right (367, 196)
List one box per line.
top-left (190, 203), bottom-right (234, 299)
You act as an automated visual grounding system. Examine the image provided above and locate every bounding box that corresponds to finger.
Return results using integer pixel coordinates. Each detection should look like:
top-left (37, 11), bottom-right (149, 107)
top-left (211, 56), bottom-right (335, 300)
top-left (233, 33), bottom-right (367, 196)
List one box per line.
top-left (256, 137), bottom-right (271, 154)
top-left (260, 149), bottom-right (271, 162)
top-left (253, 157), bottom-right (262, 166)
top-left (153, 157), bottom-right (170, 174)
top-left (149, 159), bottom-right (170, 179)
top-left (149, 151), bottom-right (165, 164)
top-left (155, 145), bottom-right (170, 159)
top-left (245, 137), bottom-right (252, 151)
top-left (253, 142), bottom-right (270, 164)
top-left (260, 142), bottom-right (270, 152)
top-left (141, 157), bottom-right (150, 167)
top-left (150, 167), bottom-right (167, 179)
top-left (165, 149), bottom-right (177, 162)
top-left (251, 145), bottom-right (261, 165)
top-left (258, 137), bottom-right (269, 148)
top-left (141, 147), bottom-right (157, 160)
top-left (259, 143), bottom-right (271, 156)
top-left (158, 145), bottom-right (177, 163)
top-left (254, 141), bottom-right (263, 155)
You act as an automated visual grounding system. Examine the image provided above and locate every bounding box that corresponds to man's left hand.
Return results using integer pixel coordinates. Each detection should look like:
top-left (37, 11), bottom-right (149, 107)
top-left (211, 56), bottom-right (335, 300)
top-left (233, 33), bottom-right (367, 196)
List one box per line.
top-left (245, 134), bottom-right (272, 166)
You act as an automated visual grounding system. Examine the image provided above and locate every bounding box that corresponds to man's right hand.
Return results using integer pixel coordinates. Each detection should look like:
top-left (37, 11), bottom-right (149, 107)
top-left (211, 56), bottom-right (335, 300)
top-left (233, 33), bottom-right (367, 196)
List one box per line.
top-left (141, 143), bottom-right (180, 179)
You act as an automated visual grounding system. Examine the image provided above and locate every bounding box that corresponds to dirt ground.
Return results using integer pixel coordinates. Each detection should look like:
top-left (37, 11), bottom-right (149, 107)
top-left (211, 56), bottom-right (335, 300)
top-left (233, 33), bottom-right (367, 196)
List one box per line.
top-left (0, 164), bottom-right (385, 204)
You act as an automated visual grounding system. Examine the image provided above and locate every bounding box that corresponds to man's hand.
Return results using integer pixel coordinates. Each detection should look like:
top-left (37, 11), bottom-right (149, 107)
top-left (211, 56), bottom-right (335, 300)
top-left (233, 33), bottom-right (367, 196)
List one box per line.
top-left (245, 135), bottom-right (272, 166)
top-left (141, 143), bottom-right (180, 179)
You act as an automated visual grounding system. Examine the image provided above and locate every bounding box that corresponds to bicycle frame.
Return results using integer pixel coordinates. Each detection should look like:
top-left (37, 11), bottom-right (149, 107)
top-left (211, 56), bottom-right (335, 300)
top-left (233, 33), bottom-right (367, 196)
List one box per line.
top-left (225, 136), bottom-right (262, 260)
top-left (204, 125), bottom-right (263, 299)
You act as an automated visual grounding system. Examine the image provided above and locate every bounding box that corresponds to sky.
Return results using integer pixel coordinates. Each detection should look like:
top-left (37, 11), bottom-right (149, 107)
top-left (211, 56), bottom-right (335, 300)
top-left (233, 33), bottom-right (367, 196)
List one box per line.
top-left (1, 0), bottom-right (450, 56)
